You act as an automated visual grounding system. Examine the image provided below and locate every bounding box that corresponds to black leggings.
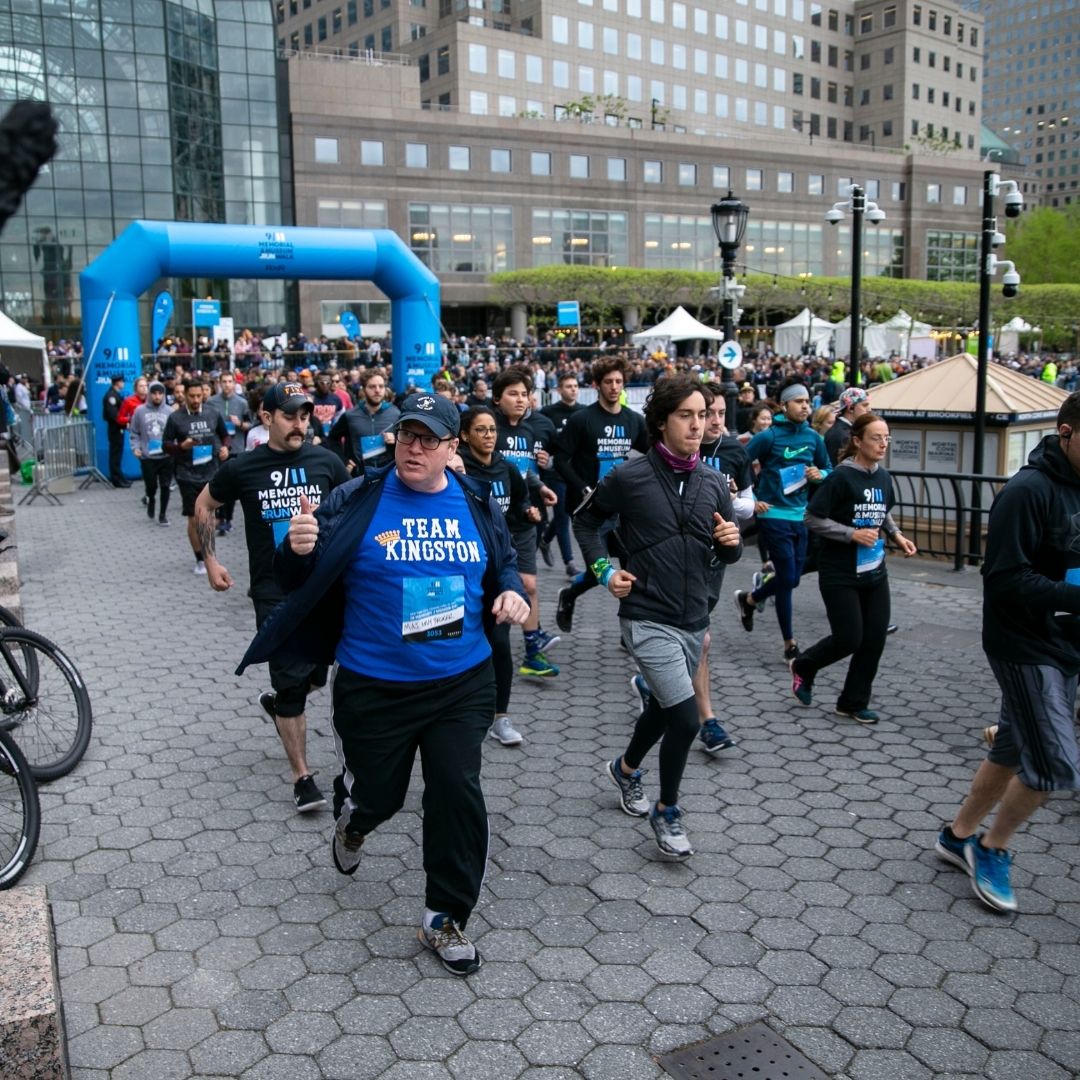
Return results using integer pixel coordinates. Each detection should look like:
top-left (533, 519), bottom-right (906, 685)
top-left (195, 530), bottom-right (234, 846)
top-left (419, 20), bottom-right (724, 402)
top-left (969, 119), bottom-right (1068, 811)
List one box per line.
top-left (793, 576), bottom-right (891, 711)
top-left (624, 694), bottom-right (700, 807)
top-left (491, 623), bottom-right (512, 714)
top-left (140, 457), bottom-right (173, 512)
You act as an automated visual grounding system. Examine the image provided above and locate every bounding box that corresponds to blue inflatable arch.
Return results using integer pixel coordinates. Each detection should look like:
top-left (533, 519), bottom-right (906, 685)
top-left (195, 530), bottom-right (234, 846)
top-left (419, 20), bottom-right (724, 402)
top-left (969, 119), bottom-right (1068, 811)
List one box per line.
top-left (79, 220), bottom-right (441, 479)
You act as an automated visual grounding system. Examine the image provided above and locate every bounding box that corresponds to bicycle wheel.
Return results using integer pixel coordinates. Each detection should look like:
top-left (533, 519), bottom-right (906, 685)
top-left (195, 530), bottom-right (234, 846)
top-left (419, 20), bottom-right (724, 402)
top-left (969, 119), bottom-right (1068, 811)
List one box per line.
top-left (0, 628), bottom-right (92, 781)
top-left (0, 605), bottom-right (37, 697)
top-left (0, 728), bottom-right (40, 888)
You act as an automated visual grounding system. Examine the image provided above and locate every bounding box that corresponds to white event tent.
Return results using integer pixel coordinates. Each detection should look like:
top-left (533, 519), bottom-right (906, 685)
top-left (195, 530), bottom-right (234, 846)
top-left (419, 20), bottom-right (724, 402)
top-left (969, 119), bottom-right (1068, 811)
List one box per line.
top-left (0, 310), bottom-right (49, 387)
top-left (631, 306), bottom-right (726, 349)
top-left (772, 308), bottom-right (836, 357)
top-left (996, 315), bottom-right (1040, 356)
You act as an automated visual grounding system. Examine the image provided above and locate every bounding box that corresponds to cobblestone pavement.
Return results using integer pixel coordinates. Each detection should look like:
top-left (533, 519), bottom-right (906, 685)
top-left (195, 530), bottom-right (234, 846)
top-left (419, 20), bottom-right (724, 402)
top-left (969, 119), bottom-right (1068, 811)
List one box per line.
top-left (13, 480), bottom-right (1080, 1080)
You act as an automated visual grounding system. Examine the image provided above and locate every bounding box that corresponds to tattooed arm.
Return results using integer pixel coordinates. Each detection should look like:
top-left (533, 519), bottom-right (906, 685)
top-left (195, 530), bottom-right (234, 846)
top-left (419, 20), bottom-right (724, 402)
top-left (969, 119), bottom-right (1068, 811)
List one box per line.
top-left (194, 485), bottom-right (233, 591)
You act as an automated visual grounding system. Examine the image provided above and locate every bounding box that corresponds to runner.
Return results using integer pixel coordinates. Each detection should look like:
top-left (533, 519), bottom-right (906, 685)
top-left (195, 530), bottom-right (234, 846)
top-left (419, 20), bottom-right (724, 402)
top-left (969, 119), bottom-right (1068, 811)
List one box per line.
top-left (788, 414), bottom-right (916, 723)
top-left (127, 380), bottom-right (174, 525)
top-left (205, 371), bottom-right (253, 536)
top-left (539, 372), bottom-right (584, 576)
top-left (195, 381), bottom-right (350, 811)
top-left (457, 405), bottom-right (535, 746)
top-left (237, 391), bottom-right (530, 975)
top-left (935, 391), bottom-right (1080, 913)
top-left (162, 378), bottom-right (230, 573)
top-left (554, 356), bottom-right (648, 633)
top-left (734, 383), bottom-right (831, 660)
top-left (492, 365), bottom-right (560, 677)
top-left (326, 369), bottom-right (399, 474)
top-left (575, 375), bottom-right (743, 858)
top-left (824, 386), bottom-right (872, 466)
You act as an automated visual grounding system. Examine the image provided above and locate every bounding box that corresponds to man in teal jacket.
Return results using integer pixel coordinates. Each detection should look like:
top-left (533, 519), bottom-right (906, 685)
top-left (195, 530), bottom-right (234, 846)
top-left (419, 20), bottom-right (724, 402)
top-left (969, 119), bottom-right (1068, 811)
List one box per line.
top-left (734, 383), bottom-right (831, 660)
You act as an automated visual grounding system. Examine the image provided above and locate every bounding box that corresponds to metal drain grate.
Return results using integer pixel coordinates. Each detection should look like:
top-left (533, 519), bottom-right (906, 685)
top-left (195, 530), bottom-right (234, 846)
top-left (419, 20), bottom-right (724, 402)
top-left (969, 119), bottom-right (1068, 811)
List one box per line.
top-left (658, 1022), bottom-right (831, 1080)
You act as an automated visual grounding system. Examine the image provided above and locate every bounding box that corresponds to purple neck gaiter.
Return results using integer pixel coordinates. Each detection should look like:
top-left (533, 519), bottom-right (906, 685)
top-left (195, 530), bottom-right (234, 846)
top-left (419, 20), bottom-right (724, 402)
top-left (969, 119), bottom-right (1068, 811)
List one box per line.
top-left (654, 440), bottom-right (699, 473)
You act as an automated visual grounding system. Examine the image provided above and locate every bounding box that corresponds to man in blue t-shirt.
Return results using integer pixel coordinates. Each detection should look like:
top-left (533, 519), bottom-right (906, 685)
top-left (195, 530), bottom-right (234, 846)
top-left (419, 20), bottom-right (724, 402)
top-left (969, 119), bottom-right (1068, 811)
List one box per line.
top-left (243, 392), bottom-right (529, 976)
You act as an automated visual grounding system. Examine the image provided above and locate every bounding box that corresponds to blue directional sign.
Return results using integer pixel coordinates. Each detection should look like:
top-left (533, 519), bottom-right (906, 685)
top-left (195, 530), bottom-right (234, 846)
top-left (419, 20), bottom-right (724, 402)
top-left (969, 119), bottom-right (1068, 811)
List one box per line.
top-left (557, 300), bottom-right (581, 328)
top-left (719, 339), bottom-right (743, 370)
top-left (192, 299), bottom-right (222, 327)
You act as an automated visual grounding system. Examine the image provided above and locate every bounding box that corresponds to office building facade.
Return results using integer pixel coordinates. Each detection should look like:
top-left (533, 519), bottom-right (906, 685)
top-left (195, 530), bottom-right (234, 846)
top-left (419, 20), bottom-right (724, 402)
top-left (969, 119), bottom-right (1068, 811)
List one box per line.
top-left (0, 0), bottom-right (289, 344)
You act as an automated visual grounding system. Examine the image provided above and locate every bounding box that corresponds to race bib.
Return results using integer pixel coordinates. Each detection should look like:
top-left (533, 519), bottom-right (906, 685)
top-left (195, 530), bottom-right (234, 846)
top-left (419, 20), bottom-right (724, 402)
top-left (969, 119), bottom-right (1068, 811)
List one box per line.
top-left (147, 438), bottom-right (162, 455)
top-left (779, 463), bottom-right (806, 495)
top-left (597, 452), bottom-right (620, 480)
top-left (225, 420), bottom-right (236, 435)
top-left (361, 434), bottom-right (385, 460)
top-left (856, 536), bottom-right (885, 574)
top-left (192, 444), bottom-right (212, 467)
top-left (505, 453), bottom-right (535, 478)
top-left (402, 576), bottom-right (465, 642)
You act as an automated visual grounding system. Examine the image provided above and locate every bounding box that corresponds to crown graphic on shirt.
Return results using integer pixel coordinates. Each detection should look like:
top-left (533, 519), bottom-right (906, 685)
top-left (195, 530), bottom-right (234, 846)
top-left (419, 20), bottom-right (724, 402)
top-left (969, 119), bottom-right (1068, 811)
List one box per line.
top-left (374, 530), bottom-right (400, 548)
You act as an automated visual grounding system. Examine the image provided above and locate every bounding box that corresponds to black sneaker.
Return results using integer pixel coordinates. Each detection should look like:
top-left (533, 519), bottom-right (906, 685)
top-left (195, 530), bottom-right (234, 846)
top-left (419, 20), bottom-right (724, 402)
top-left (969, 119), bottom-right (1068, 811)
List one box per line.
top-left (147, 496), bottom-right (155, 520)
top-left (556, 586), bottom-right (576, 633)
top-left (734, 589), bottom-right (754, 632)
top-left (258, 691), bottom-right (277, 722)
top-left (293, 773), bottom-right (326, 812)
top-left (783, 642), bottom-right (800, 661)
top-left (332, 810), bottom-right (365, 874)
top-left (158, 515), bottom-right (170, 526)
top-left (418, 914), bottom-right (482, 977)
top-left (538, 535), bottom-right (554, 568)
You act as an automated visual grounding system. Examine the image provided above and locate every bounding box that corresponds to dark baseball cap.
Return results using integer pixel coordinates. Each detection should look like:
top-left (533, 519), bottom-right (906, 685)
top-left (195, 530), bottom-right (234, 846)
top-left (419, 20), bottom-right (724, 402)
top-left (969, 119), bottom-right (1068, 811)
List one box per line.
top-left (263, 382), bottom-right (312, 415)
top-left (397, 392), bottom-right (461, 438)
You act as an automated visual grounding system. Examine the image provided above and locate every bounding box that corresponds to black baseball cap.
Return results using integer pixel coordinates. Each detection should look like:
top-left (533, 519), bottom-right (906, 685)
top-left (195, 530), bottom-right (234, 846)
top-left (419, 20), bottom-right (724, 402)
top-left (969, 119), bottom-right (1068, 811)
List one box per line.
top-left (397, 392), bottom-right (461, 438)
top-left (263, 382), bottom-right (312, 415)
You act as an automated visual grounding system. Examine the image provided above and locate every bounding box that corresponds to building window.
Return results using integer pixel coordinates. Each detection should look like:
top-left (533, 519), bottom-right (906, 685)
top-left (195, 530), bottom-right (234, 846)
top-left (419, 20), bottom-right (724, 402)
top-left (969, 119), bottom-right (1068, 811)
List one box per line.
top-left (713, 165), bottom-right (730, 188)
top-left (859, 12), bottom-right (872, 32)
top-left (497, 49), bottom-right (515, 78)
top-left (491, 148), bottom-right (511, 173)
top-left (607, 157), bottom-right (627, 181)
top-left (913, 3), bottom-right (921, 23)
top-left (891, 181), bottom-right (905, 201)
top-left (469, 91), bottom-right (489, 115)
top-left (381, 25), bottom-right (391, 50)
top-left (405, 142), bottom-right (428, 168)
top-left (953, 185), bottom-right (967, 205)
top-left (925, 230), bottom-right (978, 281)
top-left (746, 168), bottom-right (763, 191)
top-left (437, 45), bottom-right (449, 75)
top-left (409, 203), bottom-right (514, 272)
top-left (882, 119), bottom-right (893, 137)
top-left (643, 213), bottom-right (717, 269)
top-left (532, 208), bottom-right (628, 266)
top-left (570, 154), bottom-right (589, 179)
top-left (314, 137), bottom-right (339, 164)
top-left (678, 162), bottom-right (697, 186)
top-left (469, 43), bottom-right (487, 74)
top-left (449, 145), bottom-right (470, 170)
top-left (884, 46), bottom-right (893, 64)
top-left (808, 174), bottom-right (823, 195)
top-left (360, 140), bottom-right (384, 166)
top-left (883, 83), bottom-right (893, 101)
top-left (317, 198), bottom-right (388, 228)
top-left (912, 83), bottom-right (919, 100)
top-left (926, 183), bottom-right (941, 203)
top-left (531, 151), bottom-right (552, 176)
top-left (777, 171), bottom-right (793, 193)
top-left (644, 160), bottom-right (662, 183)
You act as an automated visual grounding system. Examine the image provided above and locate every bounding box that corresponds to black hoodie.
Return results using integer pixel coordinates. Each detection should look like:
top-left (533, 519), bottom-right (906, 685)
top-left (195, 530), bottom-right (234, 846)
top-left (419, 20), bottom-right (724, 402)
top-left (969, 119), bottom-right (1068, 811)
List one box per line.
top-left (982, 435), bottom-right (1080, 673)
top-left (457, 445), bottom-right (532, 530)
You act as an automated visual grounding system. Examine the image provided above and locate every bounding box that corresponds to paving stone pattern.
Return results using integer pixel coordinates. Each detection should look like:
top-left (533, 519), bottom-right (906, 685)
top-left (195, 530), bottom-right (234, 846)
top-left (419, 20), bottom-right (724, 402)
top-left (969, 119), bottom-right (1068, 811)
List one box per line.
top-left (14, 482), bottom-right (1080, 1080)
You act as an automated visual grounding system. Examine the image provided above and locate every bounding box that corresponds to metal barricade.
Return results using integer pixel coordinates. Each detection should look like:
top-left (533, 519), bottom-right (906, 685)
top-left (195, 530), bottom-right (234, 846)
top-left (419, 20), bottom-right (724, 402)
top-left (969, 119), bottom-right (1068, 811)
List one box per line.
top-left (18, 420), bottom-right (109, 506)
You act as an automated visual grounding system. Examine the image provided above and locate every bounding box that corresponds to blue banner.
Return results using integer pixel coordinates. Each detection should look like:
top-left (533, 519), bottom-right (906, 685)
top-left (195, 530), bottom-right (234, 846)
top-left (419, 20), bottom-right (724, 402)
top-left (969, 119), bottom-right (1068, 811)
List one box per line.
top-left (339, 310), bottom-right (360, 338)
top-left (151, 290), bottom-right (173, 349)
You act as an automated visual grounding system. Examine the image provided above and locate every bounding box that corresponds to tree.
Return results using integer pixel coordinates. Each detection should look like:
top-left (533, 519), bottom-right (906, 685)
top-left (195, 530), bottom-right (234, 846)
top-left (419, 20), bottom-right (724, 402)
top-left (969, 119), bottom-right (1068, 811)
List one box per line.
top-left (1003, 204), bottom-right (1080, 286)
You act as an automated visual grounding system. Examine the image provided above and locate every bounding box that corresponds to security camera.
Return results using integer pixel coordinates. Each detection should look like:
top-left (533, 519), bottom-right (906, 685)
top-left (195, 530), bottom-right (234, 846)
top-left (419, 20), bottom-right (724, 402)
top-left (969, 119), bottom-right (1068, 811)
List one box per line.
top-left (865, 206), bottom-right (886, 224)
top-left (1001, 269), bottom-right (1020, 298)
top-left (825, 208), bottom-right (844, 225)
top-left (1004, 190), bottom-right (1024, 217)
top-left (991, 230), bottom-right (1006, 248)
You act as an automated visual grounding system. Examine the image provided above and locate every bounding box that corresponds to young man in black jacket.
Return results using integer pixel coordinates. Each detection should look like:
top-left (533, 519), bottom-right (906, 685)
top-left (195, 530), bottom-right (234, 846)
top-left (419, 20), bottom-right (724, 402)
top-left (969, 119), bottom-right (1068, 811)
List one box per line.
top-left (574, 375), bottom-right (742, 859)
top-left (935, 391), bottom-right (1080, 913)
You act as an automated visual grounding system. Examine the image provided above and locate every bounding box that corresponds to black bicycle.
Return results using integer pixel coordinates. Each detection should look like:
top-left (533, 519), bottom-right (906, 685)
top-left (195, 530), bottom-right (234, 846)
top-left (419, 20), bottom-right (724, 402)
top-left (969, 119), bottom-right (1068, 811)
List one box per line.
top-left (0, 727), bottom-right (40, 888)
top-left (0, 624), bottom-right (93, 781)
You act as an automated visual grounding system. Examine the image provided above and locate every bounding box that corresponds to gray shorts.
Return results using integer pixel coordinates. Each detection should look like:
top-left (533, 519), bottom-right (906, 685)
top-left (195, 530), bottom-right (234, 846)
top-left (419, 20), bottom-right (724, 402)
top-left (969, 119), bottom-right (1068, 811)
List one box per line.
top-left (987, 656), bottom-right (1080, 792)
top-left (512, 525), bottom-right (538, 576)
top-left (620, 619), bottom-right (706, 709)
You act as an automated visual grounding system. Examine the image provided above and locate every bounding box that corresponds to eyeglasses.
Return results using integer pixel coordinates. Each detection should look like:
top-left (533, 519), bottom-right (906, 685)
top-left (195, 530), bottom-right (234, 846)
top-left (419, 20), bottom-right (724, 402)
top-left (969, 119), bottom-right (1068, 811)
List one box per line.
top-left (863, 434), bottom-right (892, 444)
top-left (468, 426), bottom-right (497, 435)
top-left (397, 427), bottom-right (453, 450)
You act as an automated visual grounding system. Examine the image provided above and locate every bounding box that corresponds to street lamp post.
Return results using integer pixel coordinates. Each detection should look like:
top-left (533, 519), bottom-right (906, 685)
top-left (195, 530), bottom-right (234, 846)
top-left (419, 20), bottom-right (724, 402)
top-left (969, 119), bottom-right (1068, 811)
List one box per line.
top-left (710, 191), bottom-right (750, 418)
top-left (826, 184), bottom-right (885, 386)
top-left (970, 169), bottom-right (1024, 562)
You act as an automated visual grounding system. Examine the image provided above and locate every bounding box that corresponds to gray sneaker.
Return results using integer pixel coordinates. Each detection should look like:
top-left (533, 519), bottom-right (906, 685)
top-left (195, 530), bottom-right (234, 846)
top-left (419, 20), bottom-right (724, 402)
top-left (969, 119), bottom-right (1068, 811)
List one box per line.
top-left (605, 758), bottom-right (649, 817)
top-left (649, 803), bottom-right (693, 859)
top-left (489, 716), bottom-right (523, 746)
top-left (418, 914), bottom-right (482, 976)
top-left (331, 811), bottom-right (365, 875)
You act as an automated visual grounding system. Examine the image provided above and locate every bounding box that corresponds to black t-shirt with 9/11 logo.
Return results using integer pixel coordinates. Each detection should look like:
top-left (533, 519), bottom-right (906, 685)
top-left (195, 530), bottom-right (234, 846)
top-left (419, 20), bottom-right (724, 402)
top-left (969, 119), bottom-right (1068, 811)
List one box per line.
top-left (208, 443), bottom-right (350, 601)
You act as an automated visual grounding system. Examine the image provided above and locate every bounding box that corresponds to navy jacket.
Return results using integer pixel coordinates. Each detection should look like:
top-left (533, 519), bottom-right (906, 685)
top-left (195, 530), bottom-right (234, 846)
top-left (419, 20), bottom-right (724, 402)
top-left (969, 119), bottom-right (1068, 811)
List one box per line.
top-left (236, 464), bottom-right (528, 674)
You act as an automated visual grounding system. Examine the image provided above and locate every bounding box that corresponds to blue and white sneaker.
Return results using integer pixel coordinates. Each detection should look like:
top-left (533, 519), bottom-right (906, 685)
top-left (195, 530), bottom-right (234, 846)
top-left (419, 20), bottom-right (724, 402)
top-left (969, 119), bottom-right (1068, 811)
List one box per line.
top-left (533, 629), bottom-right (561, 654)
top-left (966, 837), bottom-right (1017, 913)
top-left (699, 718), bottom-right (735, 753)
top-left (649, 804), bottom-right (693, 859)
top-left (630, 673), bottom-right (652, 716)
top-left (934, 827), bottom-right (974, 873)
top-left (605, 757), bottom-right (649, 816)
